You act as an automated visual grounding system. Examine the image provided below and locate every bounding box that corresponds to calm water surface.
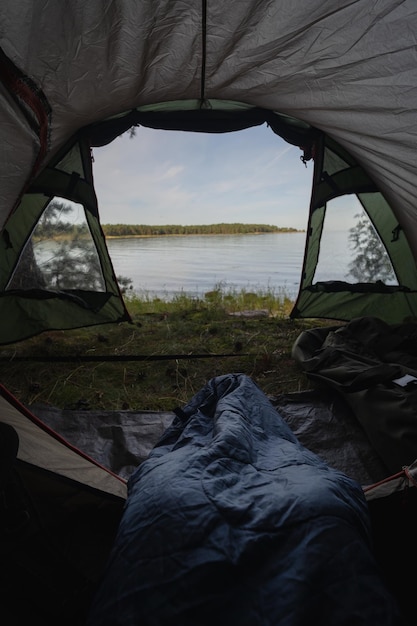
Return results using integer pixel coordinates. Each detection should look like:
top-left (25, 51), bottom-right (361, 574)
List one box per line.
top-left (106, 232), bottom-right (354, 300)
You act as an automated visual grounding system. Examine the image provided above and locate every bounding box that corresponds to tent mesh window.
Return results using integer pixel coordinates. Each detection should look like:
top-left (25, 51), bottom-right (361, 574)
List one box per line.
top-left (314, 197), bottom-right (397, 286)
top-left (7, 198), bottom-right (105, 292)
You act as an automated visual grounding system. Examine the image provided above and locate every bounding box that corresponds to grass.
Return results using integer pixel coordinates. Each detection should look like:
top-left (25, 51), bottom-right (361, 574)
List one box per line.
top-left (0, 285), bottom-right (333, 411)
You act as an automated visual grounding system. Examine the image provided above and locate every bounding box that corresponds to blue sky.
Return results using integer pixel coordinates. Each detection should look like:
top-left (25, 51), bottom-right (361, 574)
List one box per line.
top-left (92, 124), bottom-right (315, 230)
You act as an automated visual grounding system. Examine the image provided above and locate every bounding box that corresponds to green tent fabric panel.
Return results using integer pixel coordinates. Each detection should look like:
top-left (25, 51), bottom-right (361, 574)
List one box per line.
top-left (84, 207), bottom-right (124, 297)
top-left (291, 287), bottom-right (417, 325)
top-left (0, 193), bottom-right (49, 289)
top-left (312, 137), bottom-right (378, 209)
top-left (297, 205), bottom-right (324, 287)
top-left (30, 169), bottom-right (98, 212)
top-left (313, 167), bottom-right (376, 206)
top-left (30, 137), bottom-right (98, 212)
top-left (0, 291), bottom-right (131, 345)
top-left (54, 141), bottom-right (86, 177)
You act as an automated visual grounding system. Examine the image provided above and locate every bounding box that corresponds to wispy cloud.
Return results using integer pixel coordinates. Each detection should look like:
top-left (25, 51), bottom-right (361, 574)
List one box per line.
top-left (160, 165), bottom-right (184, 180)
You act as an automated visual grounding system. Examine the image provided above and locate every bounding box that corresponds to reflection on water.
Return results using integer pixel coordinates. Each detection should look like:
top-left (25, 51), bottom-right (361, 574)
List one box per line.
top-left (105, 232), bottom-right (355, 300)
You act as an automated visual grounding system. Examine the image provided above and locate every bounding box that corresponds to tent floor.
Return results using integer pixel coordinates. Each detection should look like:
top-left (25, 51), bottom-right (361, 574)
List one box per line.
top-left (0, 461), bottom-right (124, 625)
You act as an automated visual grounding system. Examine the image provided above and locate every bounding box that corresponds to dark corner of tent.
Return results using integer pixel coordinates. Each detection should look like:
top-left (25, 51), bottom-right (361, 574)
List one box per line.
top-left (1, 2), bottom-right (417, 625)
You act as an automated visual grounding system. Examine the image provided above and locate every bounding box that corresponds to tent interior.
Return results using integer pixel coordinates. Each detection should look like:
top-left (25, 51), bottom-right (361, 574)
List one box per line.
top-left (1, 2), bottom-right (417, 624)
top-left (2, 106), bottom-right (417, 345)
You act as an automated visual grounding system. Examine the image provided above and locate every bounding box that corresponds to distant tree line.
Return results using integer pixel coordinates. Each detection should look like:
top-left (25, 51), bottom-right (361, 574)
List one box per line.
top-left (101, 223), bottom-right (300, 237)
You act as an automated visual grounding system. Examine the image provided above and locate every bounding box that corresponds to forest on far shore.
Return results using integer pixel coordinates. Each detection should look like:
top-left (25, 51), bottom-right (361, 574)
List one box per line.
top-left (101, 223), bottom-right (300, 237)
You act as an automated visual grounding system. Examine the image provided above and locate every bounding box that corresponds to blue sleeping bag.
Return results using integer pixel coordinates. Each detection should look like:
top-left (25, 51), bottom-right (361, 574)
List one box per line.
top-left (88, 374), bottom-right (404, 625)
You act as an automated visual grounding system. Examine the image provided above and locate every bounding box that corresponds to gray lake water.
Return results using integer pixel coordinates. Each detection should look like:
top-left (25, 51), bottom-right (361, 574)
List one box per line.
top-left (106, 231), bottom-right (355, 300)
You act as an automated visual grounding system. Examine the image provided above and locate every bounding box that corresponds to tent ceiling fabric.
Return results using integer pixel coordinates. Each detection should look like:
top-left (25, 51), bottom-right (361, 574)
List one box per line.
top-left (1, 1), bottom-right (417, 248)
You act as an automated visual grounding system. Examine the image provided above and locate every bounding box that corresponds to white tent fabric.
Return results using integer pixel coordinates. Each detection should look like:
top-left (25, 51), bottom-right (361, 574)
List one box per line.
top-left (0, 385), bottom-right (127, 499)
top-left (1, 1), bottom-right (417, 253)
